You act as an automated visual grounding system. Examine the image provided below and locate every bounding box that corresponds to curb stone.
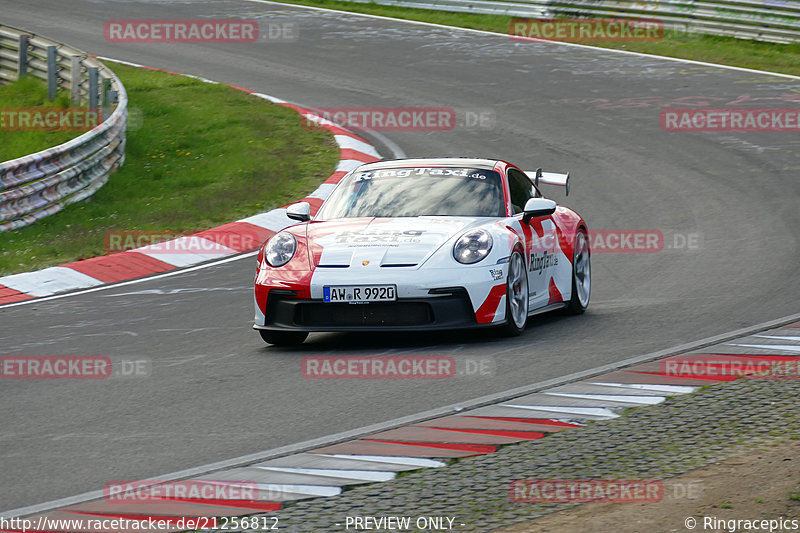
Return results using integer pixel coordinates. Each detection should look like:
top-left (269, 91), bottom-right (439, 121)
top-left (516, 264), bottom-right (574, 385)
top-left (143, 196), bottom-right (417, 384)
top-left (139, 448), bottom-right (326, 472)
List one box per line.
top-left (0, 58), bottom-right (381, 305)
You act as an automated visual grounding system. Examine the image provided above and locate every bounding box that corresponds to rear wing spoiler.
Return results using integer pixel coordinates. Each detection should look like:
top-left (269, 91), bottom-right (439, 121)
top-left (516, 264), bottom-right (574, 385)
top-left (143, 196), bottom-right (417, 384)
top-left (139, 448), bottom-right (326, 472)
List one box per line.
top-left (524, 168), bottom-right (570, 196)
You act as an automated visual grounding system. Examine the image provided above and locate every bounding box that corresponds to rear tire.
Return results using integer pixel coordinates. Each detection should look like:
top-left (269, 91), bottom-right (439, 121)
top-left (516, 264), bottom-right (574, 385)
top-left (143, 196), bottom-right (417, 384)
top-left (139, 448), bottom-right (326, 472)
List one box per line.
top-left (258, 329), bottom-right (308, 346)
top-left (500, 251), bottom-right (529, 336)
top-left (566, 229), bottom-right (591, 314)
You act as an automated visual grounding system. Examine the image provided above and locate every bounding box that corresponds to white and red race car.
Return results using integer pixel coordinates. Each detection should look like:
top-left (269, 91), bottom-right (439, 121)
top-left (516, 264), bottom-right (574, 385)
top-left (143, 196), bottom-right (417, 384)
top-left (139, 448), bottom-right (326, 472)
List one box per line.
top-left (254, 158), bottom-right (590, 345)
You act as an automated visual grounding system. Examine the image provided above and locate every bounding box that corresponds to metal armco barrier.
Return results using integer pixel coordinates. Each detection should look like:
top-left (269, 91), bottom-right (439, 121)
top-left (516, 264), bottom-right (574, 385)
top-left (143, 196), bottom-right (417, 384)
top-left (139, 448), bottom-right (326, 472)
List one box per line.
top-left (0, 24), bottom-right (127, 231)
top-left (352, 0), bottom-right (800, 43)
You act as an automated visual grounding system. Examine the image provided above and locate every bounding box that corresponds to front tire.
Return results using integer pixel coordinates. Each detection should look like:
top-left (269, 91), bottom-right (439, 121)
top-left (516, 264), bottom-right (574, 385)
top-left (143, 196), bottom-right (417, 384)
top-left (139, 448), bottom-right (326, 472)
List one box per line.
top-left (258, 329), bottom-right (308, 346)
top-left (501, 251), bottom-right (529, 336)
top-left (566, 229), bottom-right (591, 314)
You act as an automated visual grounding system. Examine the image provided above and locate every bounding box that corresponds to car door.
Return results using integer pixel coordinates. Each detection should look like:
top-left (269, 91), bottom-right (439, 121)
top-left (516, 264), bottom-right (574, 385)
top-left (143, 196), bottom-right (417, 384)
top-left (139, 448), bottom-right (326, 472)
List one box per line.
top-left (506, 167), bottom-right (557, 309)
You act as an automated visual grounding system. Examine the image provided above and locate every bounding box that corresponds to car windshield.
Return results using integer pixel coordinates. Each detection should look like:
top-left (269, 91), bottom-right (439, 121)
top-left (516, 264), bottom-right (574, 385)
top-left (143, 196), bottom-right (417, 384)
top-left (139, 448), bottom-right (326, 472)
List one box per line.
top-left (316, 167), bottom-right (505, 219)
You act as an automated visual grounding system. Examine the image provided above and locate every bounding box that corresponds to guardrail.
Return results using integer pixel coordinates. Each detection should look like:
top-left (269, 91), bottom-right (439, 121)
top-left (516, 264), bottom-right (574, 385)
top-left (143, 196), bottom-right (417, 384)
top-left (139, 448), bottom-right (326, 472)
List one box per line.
top-left (0, 24), bottom-right (127, 232)
top-left (351, 0), bottom-right (800, 43)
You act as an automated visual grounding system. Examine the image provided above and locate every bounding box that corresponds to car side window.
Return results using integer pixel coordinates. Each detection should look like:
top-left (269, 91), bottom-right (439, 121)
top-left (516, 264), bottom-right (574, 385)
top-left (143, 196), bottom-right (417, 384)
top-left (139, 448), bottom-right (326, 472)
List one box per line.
top-left (507, 168), bottom-right (537, 214)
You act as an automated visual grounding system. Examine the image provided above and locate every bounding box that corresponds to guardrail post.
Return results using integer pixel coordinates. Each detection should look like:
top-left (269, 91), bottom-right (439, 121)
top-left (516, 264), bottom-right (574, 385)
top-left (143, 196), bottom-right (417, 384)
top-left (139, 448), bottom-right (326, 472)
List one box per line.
top-left (70, 56), bottom-right (82, 105)
top-left (102, 77), bottom-right (111, 120)
top-left (46, 45), bottom-right (57, 100)
top-left (88, 67), bottom-right (99, 110)
top-left (18, 35), bottom-right (29, 78)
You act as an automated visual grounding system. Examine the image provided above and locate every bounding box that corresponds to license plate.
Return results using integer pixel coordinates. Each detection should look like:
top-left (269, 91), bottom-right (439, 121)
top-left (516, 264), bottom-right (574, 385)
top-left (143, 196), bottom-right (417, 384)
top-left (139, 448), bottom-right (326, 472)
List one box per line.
top-left (323, 285), bottom-right (397, 303)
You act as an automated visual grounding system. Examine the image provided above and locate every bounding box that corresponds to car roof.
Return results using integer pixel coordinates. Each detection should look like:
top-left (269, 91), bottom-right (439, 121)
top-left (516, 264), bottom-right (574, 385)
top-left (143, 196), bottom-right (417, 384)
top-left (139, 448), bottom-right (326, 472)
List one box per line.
top-left (355, 158), bottom-right (502, 171)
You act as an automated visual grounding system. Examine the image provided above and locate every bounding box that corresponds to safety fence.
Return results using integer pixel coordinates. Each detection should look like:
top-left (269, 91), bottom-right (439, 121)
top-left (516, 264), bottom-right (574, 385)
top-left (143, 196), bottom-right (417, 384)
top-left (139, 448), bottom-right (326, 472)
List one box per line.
top-left (350, 0), bottom-right (800, 43)
top-left (0, 24), bottom-right (127, 231)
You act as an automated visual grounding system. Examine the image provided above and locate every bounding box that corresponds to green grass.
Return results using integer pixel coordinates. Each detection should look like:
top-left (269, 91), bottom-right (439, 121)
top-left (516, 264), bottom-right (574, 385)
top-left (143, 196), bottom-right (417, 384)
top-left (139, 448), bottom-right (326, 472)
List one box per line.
top-left (272, 0), bottom-right (800, 77)
top-left (0, 62), bottom-right (338, 275)
top-left (0, 76), bottom-right (82, 161)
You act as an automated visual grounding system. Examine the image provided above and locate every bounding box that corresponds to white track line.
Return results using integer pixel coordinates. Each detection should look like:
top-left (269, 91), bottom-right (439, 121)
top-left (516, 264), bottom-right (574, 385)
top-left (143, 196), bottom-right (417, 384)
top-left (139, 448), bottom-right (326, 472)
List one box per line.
top-left (729, 344), bottom-right (800, 352)
top-left (590, 383), bottom-right (697, 394)
top-left (544, 392), bottom-right (665, 405)
top-left (753, 335), bottom-right (800, 342)
top-left (243, 0), bottom-right (800, 80)
top-left (500, 405), bottom-right (620, 418)
top-left (254, 466), bottom-right (396, 482)
top-left (4, 311), bottom-right (799, 519)
top-left (0, 252), bottom-right (259, 309)
top-left (321, 455), bottom-right (446, 468)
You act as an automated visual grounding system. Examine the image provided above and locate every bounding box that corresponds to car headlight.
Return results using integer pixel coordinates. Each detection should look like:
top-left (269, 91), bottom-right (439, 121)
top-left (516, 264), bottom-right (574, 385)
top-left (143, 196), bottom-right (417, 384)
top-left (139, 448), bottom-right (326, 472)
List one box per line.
top-left (453, 229), bottom-right (493, 264)
top-left (265, 231), bottom-right (297, 267)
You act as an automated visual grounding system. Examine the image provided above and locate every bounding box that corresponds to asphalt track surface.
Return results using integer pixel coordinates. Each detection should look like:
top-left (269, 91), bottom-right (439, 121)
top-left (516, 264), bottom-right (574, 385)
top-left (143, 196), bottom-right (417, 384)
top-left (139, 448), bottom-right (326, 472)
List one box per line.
top-left (1, 0), bottom-right (799, 512)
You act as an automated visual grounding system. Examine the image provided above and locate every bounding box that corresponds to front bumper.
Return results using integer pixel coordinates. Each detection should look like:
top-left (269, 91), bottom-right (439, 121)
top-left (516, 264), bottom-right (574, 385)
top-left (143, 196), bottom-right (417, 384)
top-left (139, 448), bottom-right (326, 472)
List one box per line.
top-left (254, 288), bottom-right (488, 332)
top-left (254, 257), bottom-right (510, 332)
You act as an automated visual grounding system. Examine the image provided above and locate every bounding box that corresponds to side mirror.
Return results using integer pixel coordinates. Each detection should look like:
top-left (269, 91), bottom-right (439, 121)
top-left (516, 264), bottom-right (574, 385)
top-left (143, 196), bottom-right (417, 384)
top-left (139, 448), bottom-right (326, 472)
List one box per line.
top-left (286, 201), bottom-right (311, 222)
top-left (522, 198), bottom-right (557, 224)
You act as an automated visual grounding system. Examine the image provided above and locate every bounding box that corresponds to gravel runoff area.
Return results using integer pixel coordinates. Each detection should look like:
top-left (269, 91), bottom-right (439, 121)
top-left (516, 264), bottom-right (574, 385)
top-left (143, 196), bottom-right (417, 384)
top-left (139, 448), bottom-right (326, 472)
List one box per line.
top-left (242, 378), bottom-right (800, 532)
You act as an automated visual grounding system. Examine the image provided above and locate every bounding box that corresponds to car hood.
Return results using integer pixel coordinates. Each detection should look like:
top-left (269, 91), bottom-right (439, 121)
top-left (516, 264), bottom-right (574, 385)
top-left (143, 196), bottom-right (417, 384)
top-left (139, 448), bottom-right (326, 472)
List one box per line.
top-left (305, 217), bottom-right (480, 268)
